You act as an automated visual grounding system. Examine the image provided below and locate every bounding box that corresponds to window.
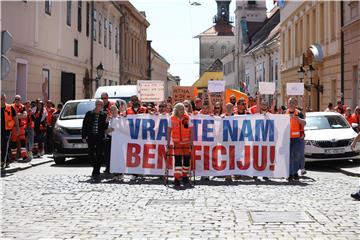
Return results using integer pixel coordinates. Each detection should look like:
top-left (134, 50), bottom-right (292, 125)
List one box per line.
top-left (45, 0), bottom-right (52, 15)
top-left (330, 1), bottom-right (336, 41)
top-left (269, 59), bottom-right (273, 82)
top-left (209, 47), bottom-right (214, 58)
top-left (350, 1), bottom-right (359, 19)
top-left (98, 13), bottom-right (102, 44)
top-left (109, 21), bottom-right (112, 50)
top-left (299, 19), bottom-right (303, 53)
top-left (86, 2), bottom-right (89, 37)
top-left (103, 78), bottom-right (107, 86)
top-left (77, 1), bottom-right (82, 32)
top-left (109, 80), bottom-right (113, 86)
top-left (104, 18), bottom-right (107, 47)
top-left (311, 9), bottom-right (316, 44)
top-left (221, 46), bottom-right (226, 56)
top-left (115, 27), bottom-right (118, 54)
top-left (74, 39), bottom-right (78, 57)
top-left (66, 0), bottom-right (71, 26)
top-left (320, 3), bottom-right (324, 44)
top-left (93, 9), bottom-right (97, 41)
top-left (287, 28), bottom-right (291, 60)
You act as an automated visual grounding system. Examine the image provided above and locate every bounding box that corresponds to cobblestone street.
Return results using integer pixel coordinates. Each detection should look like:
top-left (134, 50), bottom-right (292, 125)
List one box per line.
top-left (1, 158), bottom-right (359, 240)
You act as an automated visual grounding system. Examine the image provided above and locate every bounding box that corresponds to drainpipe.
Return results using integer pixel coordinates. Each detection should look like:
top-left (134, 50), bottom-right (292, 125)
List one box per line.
top-left (340, 0), bottom-right (344, 103)
top-left (90, 1), bottom-right (94, 94)
top-left (119, 12), bottom-right (124, 85)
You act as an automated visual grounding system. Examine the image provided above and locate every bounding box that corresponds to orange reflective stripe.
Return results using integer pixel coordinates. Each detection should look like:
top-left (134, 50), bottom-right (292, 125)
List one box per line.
top-left (286, 109), bottom-right (301, 138)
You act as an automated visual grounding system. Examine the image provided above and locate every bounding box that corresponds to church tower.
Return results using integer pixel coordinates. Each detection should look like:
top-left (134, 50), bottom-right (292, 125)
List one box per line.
top-left (196, 0), bottom-right (235, 76)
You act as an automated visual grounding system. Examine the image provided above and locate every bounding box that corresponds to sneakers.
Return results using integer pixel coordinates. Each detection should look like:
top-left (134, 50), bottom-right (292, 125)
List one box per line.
top-left (351, 192), bottom-right (360, 201)
top-left (300, 169), bottom-right (307, 176)
top-left (293, 174), bottom-right (300, 181)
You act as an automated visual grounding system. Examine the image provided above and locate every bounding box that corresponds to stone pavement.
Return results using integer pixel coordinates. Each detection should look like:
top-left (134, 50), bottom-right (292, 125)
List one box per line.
top-left (1, 165), bottom-right (359, 240)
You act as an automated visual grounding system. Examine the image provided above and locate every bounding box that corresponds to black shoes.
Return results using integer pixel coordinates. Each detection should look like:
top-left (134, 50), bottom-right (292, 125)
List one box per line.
top-left (174, 179), bottom-right (181, 187)
top-left (351, 192), bottom-right (360, 201)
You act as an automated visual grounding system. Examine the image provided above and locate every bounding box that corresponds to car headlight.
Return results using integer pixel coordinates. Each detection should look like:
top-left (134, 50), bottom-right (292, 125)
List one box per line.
top-left (305, 140), bottom-right (320, 147)
top-left (54, 124), bottom-right (65, 134)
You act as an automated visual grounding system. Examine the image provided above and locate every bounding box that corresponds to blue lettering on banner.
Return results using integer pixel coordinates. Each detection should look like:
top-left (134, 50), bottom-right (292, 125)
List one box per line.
top-left (142, 119), bottom-right (155, 140)
top-left (128, 119), bottom-right (141, 139)
top-left (202, 119), bottom-right (214, 142)
top-left (191, 119), bottom-right (201, 141)
top-left (156, 119), bottom-right (168, 140)
top-left (223, 120), bottom-right (238, 142)
top-left (255, 119), bottom-right (274, 142)
top-left (239, 120), bottom-right (254, 141)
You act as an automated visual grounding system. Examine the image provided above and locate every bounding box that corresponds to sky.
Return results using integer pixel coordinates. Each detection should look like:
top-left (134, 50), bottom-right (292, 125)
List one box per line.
top-left (131, 0), bottom-right (275, 86)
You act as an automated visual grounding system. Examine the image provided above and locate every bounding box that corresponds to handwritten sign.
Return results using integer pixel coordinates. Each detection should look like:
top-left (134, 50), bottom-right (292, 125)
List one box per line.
top-left (286, 83), bottom-right (304, 96)
top-left (259, 82), bottom-right (276, 95)
top-left (210, 92), bottom-right (224, 105)
top-left (172, 86), bottom-right (196, 104)
top-left (137, 80), bottom-right (164, 102)
top-left (208, 80), bottom-right (225, 93)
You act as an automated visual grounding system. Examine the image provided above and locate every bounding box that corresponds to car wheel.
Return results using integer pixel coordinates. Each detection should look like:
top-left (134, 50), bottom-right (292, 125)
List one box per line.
top-left (54, 156), bottom-right (66, 164)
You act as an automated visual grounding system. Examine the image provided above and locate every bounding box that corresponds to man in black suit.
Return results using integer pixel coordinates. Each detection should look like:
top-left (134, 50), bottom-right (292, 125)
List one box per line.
top-left (82, 99), bottom-right (108, 181)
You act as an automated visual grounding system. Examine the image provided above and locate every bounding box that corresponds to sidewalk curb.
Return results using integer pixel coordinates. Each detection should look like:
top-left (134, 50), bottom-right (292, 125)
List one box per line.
top-left (335, 167), bottom-right (360, 177)
top-left (3, 159), bottom-right (54, 174)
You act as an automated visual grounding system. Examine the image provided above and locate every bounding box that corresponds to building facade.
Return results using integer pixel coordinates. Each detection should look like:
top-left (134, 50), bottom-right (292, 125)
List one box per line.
top-left (244, 8), bottom-right (281, 102)
top-left (196, 0), bottom-right (235, 76)
top-left (280, 1), bottom-right (342, 111)
top-left (343, 0), bottom-right (360, 109)
top-left (118, 1), bottom-right (149, 85)
top-left (222, 51), bottom-right (236, 89)
top-left (150, 48), bottom-right (172, 97)
top-left (234, 0), bottom-right (267, 92)
top-left (1, 1), bottom-right (123, 103)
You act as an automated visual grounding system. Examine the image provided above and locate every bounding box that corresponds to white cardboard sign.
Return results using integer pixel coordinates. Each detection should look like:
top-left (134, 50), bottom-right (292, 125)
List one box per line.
top-left (137, 80), bottom-right (165, 102)
top-left (286, 83), bottom-right (304, 95)
top-left (259, 82), bottom-right (276, 95)
top-left (208, 80), bottom-right (225, 93)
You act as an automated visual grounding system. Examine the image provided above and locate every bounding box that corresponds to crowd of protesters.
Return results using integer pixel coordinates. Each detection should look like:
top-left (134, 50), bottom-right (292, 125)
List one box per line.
top-left (2, 90), bottom-right (360, 187)
top-left (1, 93), bottom-right (62, 169)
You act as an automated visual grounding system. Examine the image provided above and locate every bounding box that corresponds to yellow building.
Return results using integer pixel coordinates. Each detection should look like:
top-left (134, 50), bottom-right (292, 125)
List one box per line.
top-left (280, 1), bottom-right (341, 111)
top-left (192, 59), bottom-right (223, 96)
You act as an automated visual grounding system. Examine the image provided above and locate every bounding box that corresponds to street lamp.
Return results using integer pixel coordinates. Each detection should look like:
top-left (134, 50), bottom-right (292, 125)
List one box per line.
top-left (297, 65), bottom-right (305, 83)
top-left (95, 62), bottom-right (104, 89)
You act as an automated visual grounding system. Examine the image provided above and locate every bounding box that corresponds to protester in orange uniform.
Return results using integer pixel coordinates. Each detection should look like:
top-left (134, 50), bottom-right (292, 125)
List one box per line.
top-left (45, 100), bottom-right (56, 154)
top-left (344, 107), bottom-right (356, 126)
top-left (167, 103), bottom-right (193, 187)
top-left (10, 95), bottom-right (28, 161)
top-left (1, 93), bottom-right (17, 169)
top-left (126, 95), bottom-right (148, 115)
top-left (286, 97), bottom-right (306, 181)
top-left (235, 98), bottom-right (248, 115)
top-left (101, 92), bottom-right (114, 116)
top-left (24, 100), bottom-right (35, 159)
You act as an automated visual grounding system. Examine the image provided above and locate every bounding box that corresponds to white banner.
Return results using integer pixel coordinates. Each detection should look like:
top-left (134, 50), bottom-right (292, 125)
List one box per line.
top-left (208, 80), bottom-right (225, 93)
top-left (137, 80), bottom-right (165, 102)
top-left (259, 82), bottom-right (276, 95)
top-left (110, 114), bottom-right (290, 177)
top-left (287, 83), bottom-right (304, 95)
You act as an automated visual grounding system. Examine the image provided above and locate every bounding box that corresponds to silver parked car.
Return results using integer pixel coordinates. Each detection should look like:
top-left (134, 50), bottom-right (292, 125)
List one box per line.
top-left (53, 99), bottom-right (96, 164)
top-left (53, 98), bottom-right (126, 164)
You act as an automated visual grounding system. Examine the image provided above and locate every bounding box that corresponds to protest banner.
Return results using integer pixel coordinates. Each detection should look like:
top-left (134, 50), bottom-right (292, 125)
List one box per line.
top-left (172, 86), bottom-right (196, 104)
top-left (286, 83), bottom-right (304, 96)
top-left (259, 82), bottom-right (276, 95)
top-left (208, 80), bottom-right (225, 93)
top-left (110, 114), bottom-right (290, 177)
top-left (137, 80), bottom-right (164, 102)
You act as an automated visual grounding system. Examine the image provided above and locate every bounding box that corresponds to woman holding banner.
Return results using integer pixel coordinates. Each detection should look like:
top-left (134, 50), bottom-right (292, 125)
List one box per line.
top-left (167, 103), bottom-right (193, 187)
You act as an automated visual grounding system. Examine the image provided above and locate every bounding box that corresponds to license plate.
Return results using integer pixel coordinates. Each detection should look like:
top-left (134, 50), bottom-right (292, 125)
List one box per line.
top-left (325, 148), bottom-right (345, 154)
top-left (72, 143), bottom-right (87, 149)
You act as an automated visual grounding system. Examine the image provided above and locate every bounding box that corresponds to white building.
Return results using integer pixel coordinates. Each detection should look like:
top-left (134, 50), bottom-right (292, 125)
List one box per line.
top-left (196, 0), bottom-right (235, 76)
top-left (243, 8), bottom-right (281, 102)
top-left (234, 0), bottom-right (267, 92)
top-left (222, 50), bottom-right (236, 89)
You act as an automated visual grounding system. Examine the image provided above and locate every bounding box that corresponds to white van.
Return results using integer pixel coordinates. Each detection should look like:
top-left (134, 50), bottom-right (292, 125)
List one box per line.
top-left (94, 85), bottom-right (137, 102)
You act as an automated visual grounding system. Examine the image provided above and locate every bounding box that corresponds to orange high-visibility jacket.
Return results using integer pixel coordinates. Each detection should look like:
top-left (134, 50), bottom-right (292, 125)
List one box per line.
top-left (170, 114), bottom-right (191, 144)
top-left (12, 104), bottom-right (26, 127)
top-left (286, 109), bottom-right (302, 139)
top-left (4, 104), bottom-right (15, 130)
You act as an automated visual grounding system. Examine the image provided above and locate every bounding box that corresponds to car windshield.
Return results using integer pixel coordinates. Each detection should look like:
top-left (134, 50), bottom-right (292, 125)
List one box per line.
top-left (305, 115), bottom-right (350, 131)
top-left (60, 101), bottom-right (95, 120)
